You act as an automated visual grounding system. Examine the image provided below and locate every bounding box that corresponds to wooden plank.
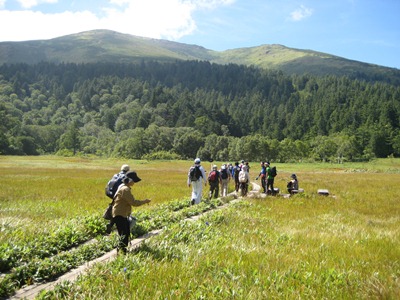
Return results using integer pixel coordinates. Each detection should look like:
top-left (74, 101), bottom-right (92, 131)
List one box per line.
top-left (318, 189), bottom-right (329, 196)
top-left (291, 188), bottom-right (304, 194)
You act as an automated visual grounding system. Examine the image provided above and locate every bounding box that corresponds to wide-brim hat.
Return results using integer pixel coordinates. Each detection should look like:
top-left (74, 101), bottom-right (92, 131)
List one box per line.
top-left (126, 171), bottom-right (141, 183)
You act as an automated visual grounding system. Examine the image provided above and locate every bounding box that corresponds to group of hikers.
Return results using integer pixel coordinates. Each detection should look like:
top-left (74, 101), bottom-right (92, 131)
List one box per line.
top-left (187, 158), bottom-right (300, 202)
top-left (104, 159), bottom-right (299, 254)
top-left (187, 158), bottom-right (252, 202)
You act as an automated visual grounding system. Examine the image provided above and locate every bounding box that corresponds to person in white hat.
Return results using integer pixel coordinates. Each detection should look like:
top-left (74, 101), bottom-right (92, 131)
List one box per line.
top-left (187, 158), bottom-right (207, 205)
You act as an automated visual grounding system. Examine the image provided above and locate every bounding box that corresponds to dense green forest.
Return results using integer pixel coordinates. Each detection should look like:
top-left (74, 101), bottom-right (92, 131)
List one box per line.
top-left (1, 61), bottom-right (399, 162)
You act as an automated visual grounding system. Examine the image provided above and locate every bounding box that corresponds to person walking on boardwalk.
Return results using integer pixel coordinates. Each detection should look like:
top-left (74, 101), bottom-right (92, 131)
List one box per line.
top-left (238, 165), bottom-right (250, 196)
top-left (105, 164), bottom-right (130, 234)
top-left (220, 164), bottom-right (230, 197)
top-left (256, 161), bottom-right (267, 193)
top-left (232, 161), bottom-right (241, 192)
top-left (265, 162), bottom-right (275, 195)
top-left (208, 164), bottom-right (221, 199)
top-left (187, 158), bottom-right (207, 205)
top-left (112, 171), bottom-right (151, 254)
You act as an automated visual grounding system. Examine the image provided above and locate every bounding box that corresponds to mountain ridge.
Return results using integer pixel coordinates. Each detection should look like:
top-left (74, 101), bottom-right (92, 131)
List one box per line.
top-left (0, 29), bottom-right (399, 82)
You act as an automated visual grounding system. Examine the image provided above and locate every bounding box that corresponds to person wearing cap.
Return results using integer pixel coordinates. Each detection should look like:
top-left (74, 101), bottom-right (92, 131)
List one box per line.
top-left (220, 164), bottom-right (230, 197)
top-left (256, 162), bottom-right (267, 193)
top-left (188, 158), bottom-right (207, 205)
top-left (287, 174), bottom-right (299, 194)
top-left (232, 162), bottom-right (241, 192)
top-left (238, 165), bottom-right (250, 196)
top-left (105, 164), bottom-right (130, 234)
top-left (112, 171), bottom-right (151, 254)
top-left (208, 164), bottom-right (221, 199)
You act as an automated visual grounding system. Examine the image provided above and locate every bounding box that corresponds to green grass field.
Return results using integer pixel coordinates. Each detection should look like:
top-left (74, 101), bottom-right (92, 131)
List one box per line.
top-left (0, 156), bottom-right (399, 299)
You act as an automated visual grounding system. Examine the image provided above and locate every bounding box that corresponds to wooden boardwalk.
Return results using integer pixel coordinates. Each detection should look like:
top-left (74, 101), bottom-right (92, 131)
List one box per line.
top-left (10, 183), bottom-right (262, 300)
top-left (11, 182), bottom-right (329, 299)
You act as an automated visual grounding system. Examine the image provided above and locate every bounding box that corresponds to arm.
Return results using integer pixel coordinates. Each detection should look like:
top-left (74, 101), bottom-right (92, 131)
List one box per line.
top-left (122, 188), bottom-right (150, 206)
top-left (201, 166), bottom-right (207, 185)
top-left (187, 170), bottom-right (191, 186)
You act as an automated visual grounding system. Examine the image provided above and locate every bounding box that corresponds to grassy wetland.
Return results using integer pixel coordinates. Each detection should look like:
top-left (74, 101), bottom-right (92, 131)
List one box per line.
top-left (0, 156), bottom-right (399, 299)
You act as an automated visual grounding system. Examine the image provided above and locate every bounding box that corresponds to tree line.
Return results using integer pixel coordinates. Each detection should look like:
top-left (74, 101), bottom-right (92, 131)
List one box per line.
top-left (0, 60), bottom-right (399, 162)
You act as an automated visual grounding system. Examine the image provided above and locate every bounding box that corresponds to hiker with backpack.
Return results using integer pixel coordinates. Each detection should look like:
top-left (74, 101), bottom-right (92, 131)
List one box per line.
top-left (187, 158), bottom-right (207, 205)
top-left (265, 162), bottom-right (277, 195)
top-left (227, 163), bottom-right (233, 178)
top-left (220, 164), bottom-right (230, 197)
top-left (208, 165), bottom-right (221, 199)
top-left (105, 164), bottom-right (130, 234)
top-left (256, 161), bottom-right (267, 193)
top-left (238, 165), bottom-right (250, 196)
top-left (112, 171), bottom-right (151, 254)
top-left (232, 161), bottom-right (241, 192)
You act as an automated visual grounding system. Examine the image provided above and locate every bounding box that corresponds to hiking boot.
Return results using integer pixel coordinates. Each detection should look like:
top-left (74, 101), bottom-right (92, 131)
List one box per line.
top-left (106, 223), bottom-right (113, 234)
top-left (191, 199), bottom-right (195, 205)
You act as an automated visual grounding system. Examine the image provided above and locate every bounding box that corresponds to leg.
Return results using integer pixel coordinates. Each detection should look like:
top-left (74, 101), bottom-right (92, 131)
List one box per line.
top-left (266, 179), bottom-right (272, 195)
top-left (214, 184), bottom-right (219, 198)
top-left (114, 216), bottom-right (130, 254)
top-left (261, 178), bottom-right (266, 193)
top-left (193, 180), bottom-right (202, 204)
top-left (271, 179), bottom-right (275, 195)
top-left (222, 179), bottom-right (228, 196)
top-left (209, 183), bottom-right (215, 200)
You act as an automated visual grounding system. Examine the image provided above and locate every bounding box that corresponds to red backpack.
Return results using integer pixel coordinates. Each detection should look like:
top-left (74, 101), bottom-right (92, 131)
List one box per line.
top-left (208, 170), bottom-right (218, 182)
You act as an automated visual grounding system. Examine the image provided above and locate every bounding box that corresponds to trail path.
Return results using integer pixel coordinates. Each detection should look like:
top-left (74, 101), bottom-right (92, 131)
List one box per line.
top-left (10, 182), bottom-right (262, 300)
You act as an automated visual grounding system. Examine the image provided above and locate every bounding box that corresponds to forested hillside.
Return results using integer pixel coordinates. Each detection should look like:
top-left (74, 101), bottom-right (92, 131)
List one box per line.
top-left (1, 61), bottom-right (399, 162)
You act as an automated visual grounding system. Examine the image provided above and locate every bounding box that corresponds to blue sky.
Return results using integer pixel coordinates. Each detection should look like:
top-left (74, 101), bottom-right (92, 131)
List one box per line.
top-left (0, 0), bottom-right (399, 69)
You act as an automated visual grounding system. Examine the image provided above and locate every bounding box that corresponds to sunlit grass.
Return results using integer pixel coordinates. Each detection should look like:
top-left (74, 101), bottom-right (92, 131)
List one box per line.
top-left (56, 197), bottom-right (399, 299)
top-left (1, 156), bottom-right (399, 299)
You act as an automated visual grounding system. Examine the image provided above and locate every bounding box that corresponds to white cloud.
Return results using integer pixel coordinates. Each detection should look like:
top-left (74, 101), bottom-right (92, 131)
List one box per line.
top-left (102, 0), bottom-right (198, 40)
top-left (188, 0), bottom-right (235, 9)
top-left (0, 10), bottom-right (99, 41)
top-left (17, 0), bottom-right (58, 9)
top-left (0, 0), bottom-right (5, 9)
top-left (0, 0), bottom-right (233, 41)
top-left (290, 5), bottom-right (313, 21)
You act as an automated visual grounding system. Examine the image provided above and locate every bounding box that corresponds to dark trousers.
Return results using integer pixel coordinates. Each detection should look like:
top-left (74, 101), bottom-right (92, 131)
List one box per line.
top-left (239, 182), bottom-right (248, 196)
top-left (261, 177), bottom-right (267, 193)
top-left (266, 178), bottom-right (274, 194)
top-left (234, 179), bottom-right (240, 192)
top-left (113, 215), bottom-right (130, 253)
top-left (209, 182), bottom-right (219, 199)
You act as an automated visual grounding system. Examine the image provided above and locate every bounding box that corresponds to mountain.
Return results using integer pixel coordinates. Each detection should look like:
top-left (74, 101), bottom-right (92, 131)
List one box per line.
top-left (0, 29), bottom-right (399, 82)
top-left (0, 30), bottom-right (216, 64)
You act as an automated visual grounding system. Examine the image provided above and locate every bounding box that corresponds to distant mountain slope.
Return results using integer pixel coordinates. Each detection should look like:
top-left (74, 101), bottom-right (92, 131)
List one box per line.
top-left (0, 29), bottom-right (399, 83)
top-left (0, 30), bottom-right (217, 64)
top-left (212, 44), bottom-right (400, 82)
